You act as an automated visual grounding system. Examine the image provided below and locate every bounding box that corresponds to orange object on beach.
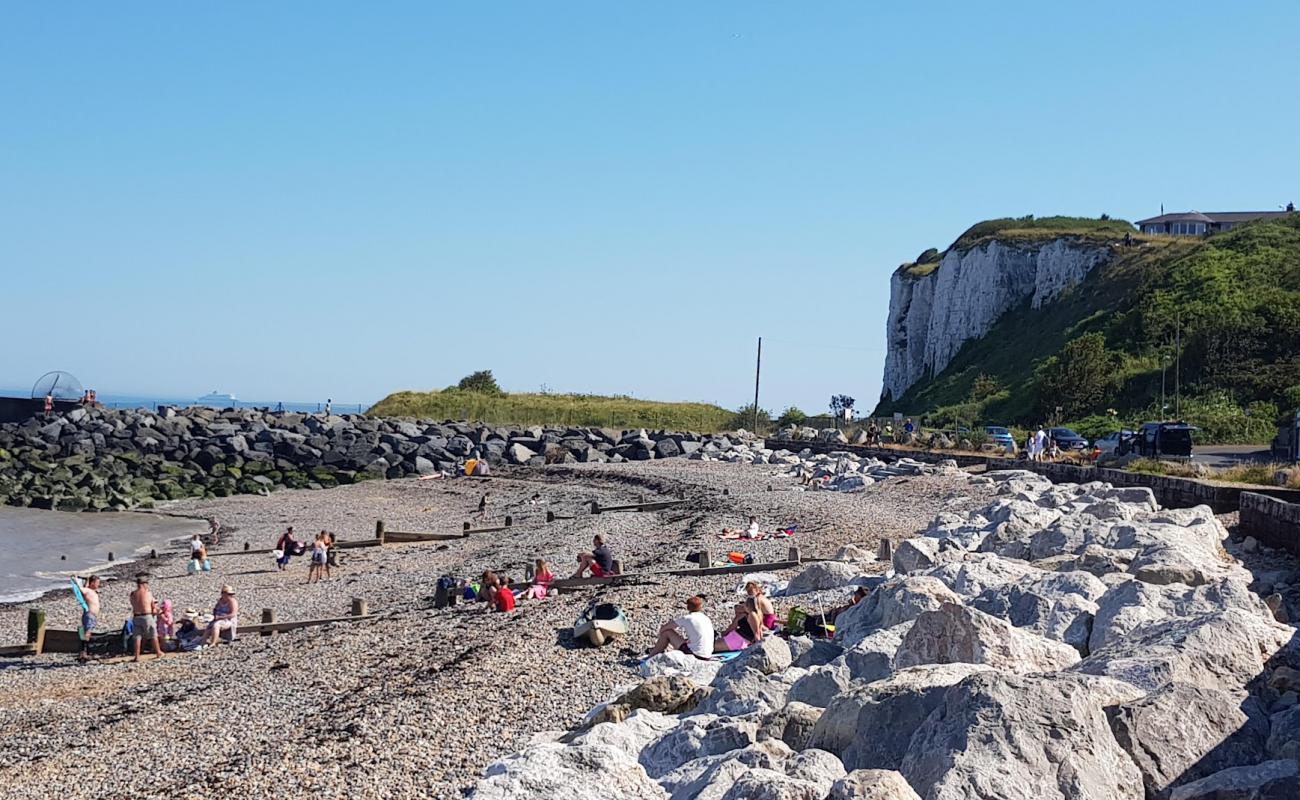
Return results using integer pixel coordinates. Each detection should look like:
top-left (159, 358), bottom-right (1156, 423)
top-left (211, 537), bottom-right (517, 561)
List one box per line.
top-left (464, 458), bottom-right (478, 476)
top-left (727, 552), bottom-right (745, 564)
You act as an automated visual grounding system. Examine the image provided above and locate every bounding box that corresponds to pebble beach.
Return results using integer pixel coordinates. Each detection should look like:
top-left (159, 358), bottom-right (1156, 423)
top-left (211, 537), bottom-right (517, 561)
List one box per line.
top-left (0, 459), bottom-right (985, 799)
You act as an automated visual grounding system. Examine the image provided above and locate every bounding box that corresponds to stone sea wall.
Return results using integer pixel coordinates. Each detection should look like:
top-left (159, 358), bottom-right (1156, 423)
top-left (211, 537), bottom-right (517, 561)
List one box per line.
top-left (0, 406), bottom-right (734, 512)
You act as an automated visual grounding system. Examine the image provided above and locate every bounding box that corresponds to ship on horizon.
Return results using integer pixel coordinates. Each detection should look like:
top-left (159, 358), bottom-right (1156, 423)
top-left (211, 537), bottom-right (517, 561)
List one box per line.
top-left (196, 390), bottom-right (238, 407)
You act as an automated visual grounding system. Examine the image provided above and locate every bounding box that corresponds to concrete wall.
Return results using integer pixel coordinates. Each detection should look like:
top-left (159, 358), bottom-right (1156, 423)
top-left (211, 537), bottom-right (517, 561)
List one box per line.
top-left (764, 438), bottom-right (1300, 513)
top-left (1239, 492), bottom-right (1300, 556)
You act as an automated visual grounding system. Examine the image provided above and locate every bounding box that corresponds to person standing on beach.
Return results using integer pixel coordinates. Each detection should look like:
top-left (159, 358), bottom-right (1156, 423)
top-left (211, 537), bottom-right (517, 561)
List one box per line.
top-left (276, 526), bottom-right (297, 571)
top-left (43, 392), bottom-right (54, 417)
top-left (307, 532), bottom-right (327, 583)
top-left (476, 492), bottom-right (490, 521)
top-left (78, 575), bottom-right (101, 662)
top-left (129, 574), bottom-right (163, 662)
top-left (207, 517), bottom-right (221, 547)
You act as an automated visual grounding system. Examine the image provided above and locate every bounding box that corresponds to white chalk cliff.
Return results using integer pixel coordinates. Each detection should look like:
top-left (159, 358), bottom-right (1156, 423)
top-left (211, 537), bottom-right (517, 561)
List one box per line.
top-left (881, 238), bottom-right (1112, 401)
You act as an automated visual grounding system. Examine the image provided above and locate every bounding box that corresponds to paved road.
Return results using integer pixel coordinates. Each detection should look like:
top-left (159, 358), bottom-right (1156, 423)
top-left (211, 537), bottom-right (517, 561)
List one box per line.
top-left (1193, 444), bottom-right (1274, 468)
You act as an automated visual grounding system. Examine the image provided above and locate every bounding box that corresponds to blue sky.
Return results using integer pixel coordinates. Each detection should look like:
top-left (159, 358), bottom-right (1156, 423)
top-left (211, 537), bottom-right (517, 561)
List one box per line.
top-left (2, 3), bottom-right (1298, 413)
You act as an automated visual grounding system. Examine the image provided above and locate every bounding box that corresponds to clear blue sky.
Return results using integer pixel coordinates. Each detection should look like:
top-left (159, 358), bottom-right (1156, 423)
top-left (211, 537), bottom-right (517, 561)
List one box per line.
top-left (3, 3), bottom-right (1297, 413)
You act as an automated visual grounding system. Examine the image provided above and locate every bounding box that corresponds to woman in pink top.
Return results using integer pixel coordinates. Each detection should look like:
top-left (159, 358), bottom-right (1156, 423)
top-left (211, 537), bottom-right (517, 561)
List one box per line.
top-left (523, 558), bottom-right (554, 600)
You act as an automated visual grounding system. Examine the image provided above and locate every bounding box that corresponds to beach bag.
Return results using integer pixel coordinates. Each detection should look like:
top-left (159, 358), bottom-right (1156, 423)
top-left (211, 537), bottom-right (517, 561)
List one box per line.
top-left (463, 584), bottom-right (478, 601)
top-left (727, 552), bottom-right (745, 565)
top-left (202, 559), bottom-right (212, 572)
top-left (785, 607), bottom-right (808, 637)
top-left (187, 559), bottom-right (200, 574)
top-left (272, 550), bottom-right (284, 562)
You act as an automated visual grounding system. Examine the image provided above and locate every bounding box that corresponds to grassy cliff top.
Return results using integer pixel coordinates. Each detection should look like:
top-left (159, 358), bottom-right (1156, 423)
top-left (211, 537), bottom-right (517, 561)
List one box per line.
top-left (898, 216), bottom-right (1137, 277)
top-left (368, 389), bottom-right (734, 431)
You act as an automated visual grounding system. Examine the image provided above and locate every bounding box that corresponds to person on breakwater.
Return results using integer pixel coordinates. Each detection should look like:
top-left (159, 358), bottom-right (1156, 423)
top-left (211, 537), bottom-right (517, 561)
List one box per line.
top-left (129, 574), bottom-right (163, 662)
top-left (571, 535), bottom-right (616, 578)
top-left (714, 596), bottom-right (764, 653)
top-left (43, 392), bottom-right (54, 416)
top-left (647, 595), bottom-right (714, 658)
top-left (78, 575), bottom-right (102, 663)
top-left (204, 585), bottom-right (239, 645)
top-left (745, 581), bottom-right (778, 631)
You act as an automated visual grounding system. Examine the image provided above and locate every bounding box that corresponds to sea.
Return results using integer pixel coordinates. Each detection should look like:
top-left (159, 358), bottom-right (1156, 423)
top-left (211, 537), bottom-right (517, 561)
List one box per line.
top-left (0, 388), bottom-right (373, 416)
top-left (0, 506), bottom-right (207, 603)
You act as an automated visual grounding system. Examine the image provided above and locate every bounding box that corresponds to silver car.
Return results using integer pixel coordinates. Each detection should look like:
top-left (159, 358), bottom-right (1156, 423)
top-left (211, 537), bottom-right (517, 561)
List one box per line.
top-left (1094, 430), bottom-right (1134, 456)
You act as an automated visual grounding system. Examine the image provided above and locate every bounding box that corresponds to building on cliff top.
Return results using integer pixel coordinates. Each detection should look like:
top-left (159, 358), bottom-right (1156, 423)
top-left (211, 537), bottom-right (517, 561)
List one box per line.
top-left (1137, 205), bottom-right (1294, 236)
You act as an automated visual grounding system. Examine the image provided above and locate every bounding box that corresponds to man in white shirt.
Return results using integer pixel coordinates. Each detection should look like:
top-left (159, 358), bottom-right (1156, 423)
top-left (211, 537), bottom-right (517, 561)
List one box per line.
top-left (647, 595), bottom-right (715, 658)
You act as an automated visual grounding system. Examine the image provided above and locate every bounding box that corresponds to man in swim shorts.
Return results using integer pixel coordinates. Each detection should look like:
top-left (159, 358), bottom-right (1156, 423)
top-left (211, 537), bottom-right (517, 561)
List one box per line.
top-left (78, 575), bottom-right (102, 662)
top-left (129, 573), bottom-right (163, 662)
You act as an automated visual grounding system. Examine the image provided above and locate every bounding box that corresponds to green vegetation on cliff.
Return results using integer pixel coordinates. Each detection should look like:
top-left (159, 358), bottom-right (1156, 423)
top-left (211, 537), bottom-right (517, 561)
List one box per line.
top-left (876, 215), bottom-right (1300, 443)
top-left (369, 389), bottom-right (734, 431)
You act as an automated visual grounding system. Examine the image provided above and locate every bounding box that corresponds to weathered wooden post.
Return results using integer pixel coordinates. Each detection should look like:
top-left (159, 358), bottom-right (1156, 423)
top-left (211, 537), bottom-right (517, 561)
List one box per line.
top-left (261, 608), bottom-right (275, 637)
top-left (877, 539), bottom-right (893, 562)
top-left (787, 546), bottom-right (802, 563)
top-left (374, 520), bottom-right (386, 545)
top-left (434, 582), bottom-right (449, 609)
top-left (463, 521), bottom-right (472, 532)
top-left (611, 559), bottom-right (623, 575)
top-left (504, 515), bottom-right (512, 528)
top-left (698, 550), bottom-right (712, 569)
top-left (722, 488), bottom-right (729, 496)
top-left (524, 563), bottom-right (535, 582)
top-left (26, 609), bottom-right (46, 655)
top-left (107, 551), bottom-right (114, 561)
top-left (350, 598), bottom-right (368, 617)
top-left (243, 541), bottom-right (251, 551)
top-left (590, 501), bottom-right (601, 515)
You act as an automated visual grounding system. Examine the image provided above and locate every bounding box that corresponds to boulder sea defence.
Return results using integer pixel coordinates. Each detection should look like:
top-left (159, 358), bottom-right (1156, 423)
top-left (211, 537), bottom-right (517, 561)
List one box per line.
top-left (0, 406), bottom-right (741, 511)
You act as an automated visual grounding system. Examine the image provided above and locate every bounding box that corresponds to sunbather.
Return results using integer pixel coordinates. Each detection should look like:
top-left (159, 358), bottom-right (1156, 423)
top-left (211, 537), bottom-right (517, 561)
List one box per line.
top-left (204, 585), bottom-right (239, 645)
top-left (647, 596), bottom-right (714, 658)
top-left (745, 581), bottom-right (778, 630)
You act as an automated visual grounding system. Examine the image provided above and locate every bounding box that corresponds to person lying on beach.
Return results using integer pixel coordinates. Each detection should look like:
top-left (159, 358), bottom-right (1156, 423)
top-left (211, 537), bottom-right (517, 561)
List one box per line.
top-left (745, 581), bottom-right (778, 630)
top-left (806, 586), bottom-right (871, 637)
top-left (572, 535), bottom-right (616, 578)
top-left (647, 595), bottom-right (714, 658)
top-left (204, 585), bottom-right (239, 646)
top-left (522, 559), bottom-right (554, 600)
top-left (744, 517), bottom-right (761, 539)
top-left (129, 573), bottom-right (163, 662)
top-left (78, 575), bottom-right (102, 663)
top-left (714, 597), bottom-right (763, 653)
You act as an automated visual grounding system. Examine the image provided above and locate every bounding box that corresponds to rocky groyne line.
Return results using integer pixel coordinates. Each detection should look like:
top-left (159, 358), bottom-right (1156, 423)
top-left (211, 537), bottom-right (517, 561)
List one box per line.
top-left (470, 469), bottom-right (1300, 800)
top-left (0, 406), bottom-right (757, 511)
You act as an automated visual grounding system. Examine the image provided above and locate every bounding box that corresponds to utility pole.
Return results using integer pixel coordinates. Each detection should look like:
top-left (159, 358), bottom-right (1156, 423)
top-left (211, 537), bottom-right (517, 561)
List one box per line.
top-left (1174, 313), bottom-right (1181, 419)
top-left (752, 337), bottom-right (762, 432)
top-left (1160, 343), bottom-right (1166, 416)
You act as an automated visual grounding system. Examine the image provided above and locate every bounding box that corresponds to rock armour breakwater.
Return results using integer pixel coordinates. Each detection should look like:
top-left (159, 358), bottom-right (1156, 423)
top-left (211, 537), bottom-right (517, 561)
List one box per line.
top-left (0, 406), bottom-right (735, 511)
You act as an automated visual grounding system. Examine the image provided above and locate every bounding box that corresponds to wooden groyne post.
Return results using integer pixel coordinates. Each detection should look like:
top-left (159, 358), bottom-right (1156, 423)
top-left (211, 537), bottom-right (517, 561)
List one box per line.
top-left (26, 609), bottom-right (45, 656)
top-left (375, 520), bottom-right (386, 545)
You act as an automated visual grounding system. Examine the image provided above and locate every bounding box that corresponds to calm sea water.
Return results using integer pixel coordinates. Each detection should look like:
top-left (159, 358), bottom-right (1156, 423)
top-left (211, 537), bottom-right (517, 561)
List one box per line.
top-left (0, 506), bottom-right (207, 603)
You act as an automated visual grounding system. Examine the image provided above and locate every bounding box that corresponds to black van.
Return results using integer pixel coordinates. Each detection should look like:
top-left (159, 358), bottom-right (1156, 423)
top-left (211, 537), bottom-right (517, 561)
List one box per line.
top-left (1122, 422), bottom-right (1196, 459)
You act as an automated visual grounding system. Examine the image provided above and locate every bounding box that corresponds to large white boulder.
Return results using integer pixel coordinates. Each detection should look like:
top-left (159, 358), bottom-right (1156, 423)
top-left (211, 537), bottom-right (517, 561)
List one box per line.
top-left (900, 672), bottom-right (1145, 800)
top-left (641, 650), bottom-right (724, 685)
top-left (893, 603), bottom-right (1081, 673)
top-left (786, 561), bottom-right (863, 594)
top-left (788, 661), bottom-right (853, 708)
top-left (829, 769), bottom-right (922, 800)
top-left (472, 742), bottom-right (669, 800)
top-left (834, 576), bottom-right (961, 647)
top-left (809, 663), bottom-right (995, 771)
top-left (1088, 577), bottom-right (1273, 654)
top-left (574, 710), bottom-right (679, 761)
top-left (1074, 609), bottom-right (1294, 694)
top-left (843, 623), bottom-right (912, 684)
top-left (640, 715), bottom-right (759, 779)
top-left (1106, 682), bottom-right (1270, 799)
top-left (1167, 759), bottom-right (1300, 800)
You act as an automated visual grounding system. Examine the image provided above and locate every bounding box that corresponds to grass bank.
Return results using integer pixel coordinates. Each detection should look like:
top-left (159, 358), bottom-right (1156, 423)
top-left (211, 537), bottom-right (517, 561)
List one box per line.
top-left (368, 390), bottom-right (734, 431)
top-left (1124, 457), bottom-right (1300, 488)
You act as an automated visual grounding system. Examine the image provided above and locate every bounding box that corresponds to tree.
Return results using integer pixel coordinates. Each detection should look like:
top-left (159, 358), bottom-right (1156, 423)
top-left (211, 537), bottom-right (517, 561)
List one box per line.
top-left (968, 373), bottom-right (1002, 402)
top-left (776, 406), bottom-right (808, 428)
top-left (830, 394), bottom-right (856, 423)
top-left (729, 403), bottom-right (772, 433)
top-left (1034, 333), bottom-right (1118, 418)
top-left (455, 370), bottom-right (504, 395)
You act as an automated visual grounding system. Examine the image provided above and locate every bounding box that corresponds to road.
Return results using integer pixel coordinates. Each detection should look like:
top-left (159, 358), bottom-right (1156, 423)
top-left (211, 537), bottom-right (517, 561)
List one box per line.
top-left (1193, 444), bottom-right (1274, 468)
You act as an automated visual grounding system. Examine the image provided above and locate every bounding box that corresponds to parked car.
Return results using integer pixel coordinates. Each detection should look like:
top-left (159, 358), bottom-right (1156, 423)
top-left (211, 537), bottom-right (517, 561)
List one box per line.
top-left (1094, 430), bottom-right (1135, 457)
top-left (984, 426), bottom-right (1016, 451)
top-left (1047, 427), bottom-right (1089, 451)
top-left (1122, 421), bottom-right (1196, 459)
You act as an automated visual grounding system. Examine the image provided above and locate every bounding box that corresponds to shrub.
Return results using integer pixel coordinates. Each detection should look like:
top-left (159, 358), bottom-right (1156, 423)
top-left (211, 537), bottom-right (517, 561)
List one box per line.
top-left (455, 370), bottom-right (504, 395)
top-left (729, 403), bottom-right (773, 433)
top-left (776, 406), bottom-right (808, 427)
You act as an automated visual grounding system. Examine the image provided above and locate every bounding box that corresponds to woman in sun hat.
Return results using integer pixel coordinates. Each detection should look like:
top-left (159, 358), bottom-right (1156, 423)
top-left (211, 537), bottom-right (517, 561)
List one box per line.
top-left (204, 585), bottom-right (239, 646)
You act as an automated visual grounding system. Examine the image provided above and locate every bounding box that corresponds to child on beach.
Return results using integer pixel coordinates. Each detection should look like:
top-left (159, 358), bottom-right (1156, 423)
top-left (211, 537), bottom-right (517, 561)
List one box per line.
top-left (523, 559), bottom-right (554, 600)
top-left (493, 575), bottom-right (516, 612)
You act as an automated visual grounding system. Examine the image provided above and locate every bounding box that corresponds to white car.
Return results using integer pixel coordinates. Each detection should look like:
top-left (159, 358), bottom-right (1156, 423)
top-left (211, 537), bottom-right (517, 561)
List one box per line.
top-left (1094, 430), bottom-right (1133, 456)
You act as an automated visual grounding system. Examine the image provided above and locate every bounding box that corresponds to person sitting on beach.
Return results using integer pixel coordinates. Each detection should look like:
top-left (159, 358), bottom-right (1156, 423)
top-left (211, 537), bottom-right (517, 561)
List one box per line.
top-left (307, 532), bottom-right (328, 584)
top-left (714, 597), bottom-right (764, 653)
top-left (175, 609), bottom-right (203, 650)
top-left (523, 559), bottom-right (554, 600)
top-left (479, 570), bottom-right (500, 605)
top-left (493, 575), bottom-right (516, 612)
top-left (572, 535), bottom-right (616, 578)
top-left (647, 595), bottom-right (714, 658)
top-left (527, 492), bottom-right (543, 506)
top-left (275, 526), bottom-right (298, 571)
top-left (129, 573), bottom-right (163, 662)
top-left (78, 575), bottom-right (102, 663)
top-left (745, 581), bottom-right (778, 630)
top-left (743, 516), bottom-right (761, 539)
top-left (204, 585), bottom-right (239, 645)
